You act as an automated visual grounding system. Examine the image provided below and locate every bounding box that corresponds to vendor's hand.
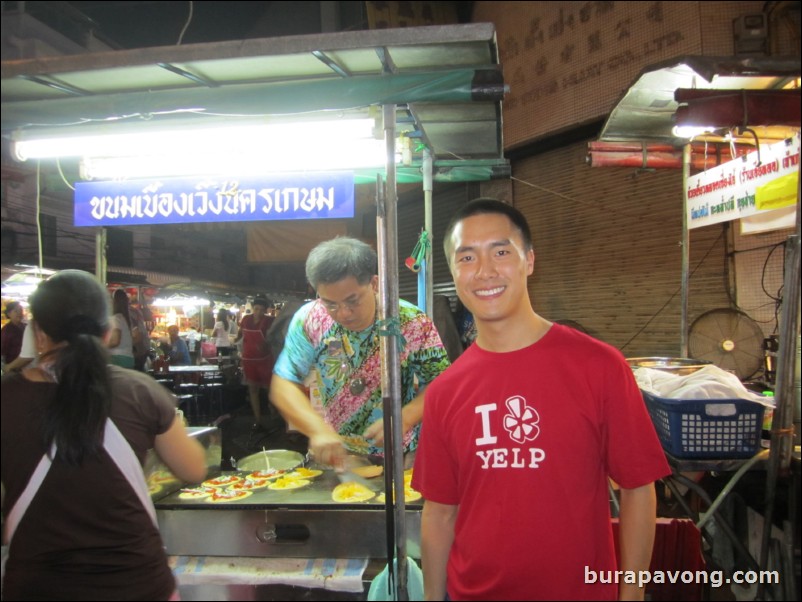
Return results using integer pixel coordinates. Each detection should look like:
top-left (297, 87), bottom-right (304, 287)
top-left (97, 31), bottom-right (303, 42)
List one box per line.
top-left (308, 431), bottom-right (346, 471)
top-left (364, 415), bottom-right (415, 447)
top-left (363, 419), bottom-right (385, 446)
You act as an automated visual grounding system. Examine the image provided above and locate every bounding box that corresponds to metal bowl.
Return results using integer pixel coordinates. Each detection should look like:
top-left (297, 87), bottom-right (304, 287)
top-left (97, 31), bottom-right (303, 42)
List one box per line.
top-left (236, 449), bottom-right (305, 472)
top-left (626, 357), bottom-right (712, 376)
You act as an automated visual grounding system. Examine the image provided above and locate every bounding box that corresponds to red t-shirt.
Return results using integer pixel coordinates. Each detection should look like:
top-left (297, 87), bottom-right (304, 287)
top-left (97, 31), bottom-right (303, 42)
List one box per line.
top-left (413, 324), bottom-right (670, 601)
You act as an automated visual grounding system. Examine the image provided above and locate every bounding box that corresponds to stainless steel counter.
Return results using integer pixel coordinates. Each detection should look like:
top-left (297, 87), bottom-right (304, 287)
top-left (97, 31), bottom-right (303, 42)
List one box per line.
top-left (155, 468), bottom-right (422, 558)
top-left (146, 426), bottom-right (222, 499)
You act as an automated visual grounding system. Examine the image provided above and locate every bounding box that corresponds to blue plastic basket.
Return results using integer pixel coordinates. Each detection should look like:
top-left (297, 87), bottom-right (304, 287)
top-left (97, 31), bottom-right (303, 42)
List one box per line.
top-left (641, 390), bottom-right (764, 459)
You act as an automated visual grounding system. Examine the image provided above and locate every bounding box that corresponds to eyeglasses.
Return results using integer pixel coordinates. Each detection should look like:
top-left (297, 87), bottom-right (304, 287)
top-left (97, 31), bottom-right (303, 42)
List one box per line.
top-left (318, 289), bottom-right (369, 314)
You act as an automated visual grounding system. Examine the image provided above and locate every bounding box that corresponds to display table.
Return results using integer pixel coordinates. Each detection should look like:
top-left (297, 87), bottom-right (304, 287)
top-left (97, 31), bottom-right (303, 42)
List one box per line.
top-left (151, 365), bottom-right (225, 424)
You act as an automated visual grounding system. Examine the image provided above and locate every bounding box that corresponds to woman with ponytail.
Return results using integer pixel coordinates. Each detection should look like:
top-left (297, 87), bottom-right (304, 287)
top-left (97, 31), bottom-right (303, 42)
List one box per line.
top-left (1, 270), bottom-right (207, 600)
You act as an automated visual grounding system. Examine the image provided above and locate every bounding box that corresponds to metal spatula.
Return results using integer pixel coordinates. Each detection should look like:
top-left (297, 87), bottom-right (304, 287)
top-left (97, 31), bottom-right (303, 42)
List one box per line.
top-left (335, 456), bottom-right (374, 488)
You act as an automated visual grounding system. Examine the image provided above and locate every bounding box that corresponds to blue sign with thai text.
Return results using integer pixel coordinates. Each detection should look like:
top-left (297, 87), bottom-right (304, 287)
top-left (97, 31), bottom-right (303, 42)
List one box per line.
top-left (74, 172), bottom-right (355, 227)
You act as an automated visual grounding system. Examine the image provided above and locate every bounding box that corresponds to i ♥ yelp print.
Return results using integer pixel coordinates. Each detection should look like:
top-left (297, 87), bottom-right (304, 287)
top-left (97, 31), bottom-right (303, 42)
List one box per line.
top-left (503, 396), bottom-right (540, 444)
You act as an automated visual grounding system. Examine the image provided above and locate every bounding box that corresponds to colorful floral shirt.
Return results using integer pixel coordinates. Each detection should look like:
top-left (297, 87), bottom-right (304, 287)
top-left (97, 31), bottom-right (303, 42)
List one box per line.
top-left (274, 299), bottom-right (450, 455)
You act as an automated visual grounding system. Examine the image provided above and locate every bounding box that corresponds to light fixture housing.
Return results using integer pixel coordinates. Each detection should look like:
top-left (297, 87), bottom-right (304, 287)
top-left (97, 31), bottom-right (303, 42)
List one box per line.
top-left (671, 125), bottom-right (717, 139)
top-left (11, 117), bottom-right (396, 179)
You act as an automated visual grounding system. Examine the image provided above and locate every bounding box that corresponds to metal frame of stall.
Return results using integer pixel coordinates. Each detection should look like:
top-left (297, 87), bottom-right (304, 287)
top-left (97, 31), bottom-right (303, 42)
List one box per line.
top-left (2, 24), bottom-right (510, 600)
top-left (594, 57), bottom-right (801, 599)
top-left (677, 145), bottom-right (800, 600)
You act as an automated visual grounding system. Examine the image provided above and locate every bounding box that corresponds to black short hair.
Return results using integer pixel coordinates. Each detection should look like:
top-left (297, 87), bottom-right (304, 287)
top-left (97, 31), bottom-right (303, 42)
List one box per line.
top-left (443, 198), bottom-right (533, 263)
top-left (4, 301), bottom-right (21, 318)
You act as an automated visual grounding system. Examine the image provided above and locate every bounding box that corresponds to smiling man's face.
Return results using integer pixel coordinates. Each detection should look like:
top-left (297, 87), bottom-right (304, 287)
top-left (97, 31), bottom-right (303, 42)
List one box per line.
top-left (448, 213), bottom-right (534, 328)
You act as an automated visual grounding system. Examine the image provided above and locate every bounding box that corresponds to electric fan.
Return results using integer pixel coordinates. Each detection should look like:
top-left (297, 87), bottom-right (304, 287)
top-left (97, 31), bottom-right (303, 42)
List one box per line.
top-left (688, 308), bottom-right (765, 380)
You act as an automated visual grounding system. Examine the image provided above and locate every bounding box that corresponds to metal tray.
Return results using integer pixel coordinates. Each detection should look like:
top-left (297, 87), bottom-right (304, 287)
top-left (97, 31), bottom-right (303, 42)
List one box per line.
top-left (627, 357), bottom-right (712, 375)
top-left (235, 449), bottom-right (306, 472)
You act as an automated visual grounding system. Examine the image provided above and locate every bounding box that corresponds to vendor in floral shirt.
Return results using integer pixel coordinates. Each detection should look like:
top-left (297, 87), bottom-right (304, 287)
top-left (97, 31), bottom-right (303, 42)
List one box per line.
top-left (271, 237), bottom-right (450, 469)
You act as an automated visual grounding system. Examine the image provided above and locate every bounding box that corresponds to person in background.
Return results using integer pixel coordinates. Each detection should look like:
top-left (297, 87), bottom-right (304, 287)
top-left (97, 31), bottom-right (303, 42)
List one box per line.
top-left (167, 324), bottom-right (190, 366)
top-left (128, 290), bottom-right (150, 371)
top-left (3, 316), bottom-right (36, 373)
top-left (212, 308), bottom-right (234, 357)
top-left (266, 300), bottom-right (306, 359)
top-left (1, 269), bottom-right (207, 600)
top-left (432, 294), bottom-right (463, 362)
top-left (270, 237), bottom-right (450, 469)
top-left (228, 311), bottom-right (239, 344)
top-left (1, 301), bottom-right (27, 367)
top-left (185, 320), bottom-right (200, 364)
top-left (140, 289), bottom-right (156, 335)
top-left (412, 199), bottom-right (670, 601)
top-left (454, 297), bottom-right (478, 350)
top-left (107, 289), bottom-right (136, 369)
top-left (235, 297), bottom-right (274, 430)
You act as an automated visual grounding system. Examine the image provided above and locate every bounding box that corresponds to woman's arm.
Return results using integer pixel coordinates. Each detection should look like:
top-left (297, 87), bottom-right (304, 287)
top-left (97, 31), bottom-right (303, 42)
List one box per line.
top-left (107, 327), bottom-right (122, 348)
top-left (153, 416), bottom-right (208, 483)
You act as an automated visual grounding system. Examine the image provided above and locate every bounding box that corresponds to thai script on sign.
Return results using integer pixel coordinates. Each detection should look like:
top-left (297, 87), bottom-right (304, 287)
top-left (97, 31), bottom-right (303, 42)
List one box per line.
top-left (739, 160), bottom-right (780, 183)
top-left (74, 173), bottom-right (355, 227)
top-left (685, 134), bottom-right (800, 230)
top-left (687, 173), bottom-right (736, 199)
top-left (87, 186), bottom-right (336, 221)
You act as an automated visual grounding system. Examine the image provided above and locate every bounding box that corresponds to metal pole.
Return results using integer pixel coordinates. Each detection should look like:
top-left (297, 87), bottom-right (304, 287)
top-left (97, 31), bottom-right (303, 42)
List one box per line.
top-left (96, 227), bottom-right (107, 284)
top-left (423, 148), bottom-right (434, 318)
top-left (758, 161), bottom-right (801, 598)
top-left (680, 144), bottom-right (691, 357)
top-left (377, 103), bottom-right (407, 600)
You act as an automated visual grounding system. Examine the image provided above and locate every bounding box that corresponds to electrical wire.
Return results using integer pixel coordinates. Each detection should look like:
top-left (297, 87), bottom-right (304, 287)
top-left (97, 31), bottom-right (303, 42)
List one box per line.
top-left (176, 1), bottom-right (194, 46)
top-left (724, 239), bottom-right (786, 332)
top-left (509, 175), bottom-right (650, 222)
top-left (35, 161), bottom-right (43, 270)
top-left (56, 158), bottom-right (76, 191)
top-left (760, 241), bottom-right (785, 302)
top-left (618, 227), bottom-right (725, 353)
top-left (444, 149), bottom-right (651, 222)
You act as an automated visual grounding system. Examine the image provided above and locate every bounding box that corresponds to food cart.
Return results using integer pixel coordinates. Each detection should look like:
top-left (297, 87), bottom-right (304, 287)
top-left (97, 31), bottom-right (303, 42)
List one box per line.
top-left (2, 23), bottom-right (509, 598)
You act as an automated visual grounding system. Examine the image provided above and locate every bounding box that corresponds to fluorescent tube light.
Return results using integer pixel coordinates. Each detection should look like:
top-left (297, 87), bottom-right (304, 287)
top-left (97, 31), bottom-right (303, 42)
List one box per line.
top-left (672, 125), bottom-right (716, 139)
top-left (12, 119), bottom-right (378, 161)
top-left (81, 138), bottom-right (391, 179)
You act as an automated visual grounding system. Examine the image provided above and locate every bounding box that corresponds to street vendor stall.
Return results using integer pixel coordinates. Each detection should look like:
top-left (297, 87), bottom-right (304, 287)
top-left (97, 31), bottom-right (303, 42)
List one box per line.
top-left (590, 56), bottom-right (800, 599)
top-left (2, 23), bottom-right (509, 599)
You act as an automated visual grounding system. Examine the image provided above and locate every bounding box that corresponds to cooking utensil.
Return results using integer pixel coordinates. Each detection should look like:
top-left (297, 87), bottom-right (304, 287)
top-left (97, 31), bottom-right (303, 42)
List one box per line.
top-left (335, 468), bottom-right (374, 489)
top-left (237, 449), bottom-right (304, 472)
top-left (334, 455), bottom-right (377, 488)
top-left (262, 447), bottom-right (271, 471)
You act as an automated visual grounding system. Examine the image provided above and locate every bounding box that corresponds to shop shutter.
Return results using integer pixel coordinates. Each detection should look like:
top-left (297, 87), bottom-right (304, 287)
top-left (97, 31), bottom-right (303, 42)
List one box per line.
top-left (512, 140), bottom-right (730, 357)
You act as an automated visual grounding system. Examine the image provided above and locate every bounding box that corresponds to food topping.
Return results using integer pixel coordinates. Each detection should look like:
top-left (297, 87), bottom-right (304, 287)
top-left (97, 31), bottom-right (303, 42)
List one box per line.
top-left (332, 482), bottom-right (375, 503)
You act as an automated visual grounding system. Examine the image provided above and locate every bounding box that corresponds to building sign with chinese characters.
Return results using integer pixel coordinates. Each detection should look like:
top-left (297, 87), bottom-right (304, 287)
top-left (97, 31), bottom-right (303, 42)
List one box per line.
top-left (74, 172), bottom-right (355, 227)
top-left (686, 133), bottom-right (800, 230)
top-left (473, 1), bottom-right (765, 148)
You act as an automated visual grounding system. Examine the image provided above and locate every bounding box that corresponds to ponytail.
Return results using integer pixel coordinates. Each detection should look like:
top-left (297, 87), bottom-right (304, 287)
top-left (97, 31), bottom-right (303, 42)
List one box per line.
top-left (31, 271), bottom-right (113, 466)
top-left (44, 332), bottom-right (112, 464)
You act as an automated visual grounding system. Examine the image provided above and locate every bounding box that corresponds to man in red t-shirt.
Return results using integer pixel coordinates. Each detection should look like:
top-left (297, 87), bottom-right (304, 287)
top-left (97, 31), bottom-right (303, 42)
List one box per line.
top-left (412, 199), bottom-right (670, 601)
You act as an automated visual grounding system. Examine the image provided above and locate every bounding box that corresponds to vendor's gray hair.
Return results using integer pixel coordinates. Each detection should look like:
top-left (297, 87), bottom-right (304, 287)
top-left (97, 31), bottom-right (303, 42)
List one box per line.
top-left (305, 237), bottom-right (377, 288)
